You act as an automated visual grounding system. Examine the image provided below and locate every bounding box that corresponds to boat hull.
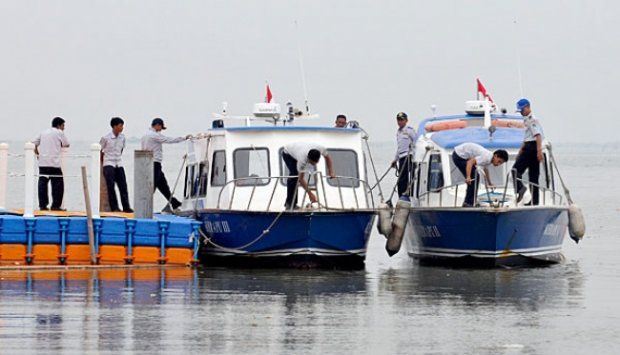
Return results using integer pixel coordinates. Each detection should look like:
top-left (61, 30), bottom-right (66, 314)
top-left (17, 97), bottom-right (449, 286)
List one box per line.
top-left (197, 210), bottom-right (376, 269)
top-left (405, 207), bottom-right (569, 267)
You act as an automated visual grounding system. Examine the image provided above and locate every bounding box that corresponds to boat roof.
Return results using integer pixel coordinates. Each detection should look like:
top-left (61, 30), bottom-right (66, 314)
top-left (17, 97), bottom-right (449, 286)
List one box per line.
top-left (211, 125), bottom-right (362, 133)
top-left (430, 127), bottom-right (524, 149)
top-left (417, 114), bottom-right (527, 150)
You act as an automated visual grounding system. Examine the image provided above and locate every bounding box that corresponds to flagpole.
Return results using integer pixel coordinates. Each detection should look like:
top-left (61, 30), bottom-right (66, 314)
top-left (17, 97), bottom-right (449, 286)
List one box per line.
top-left (294, 20), bottom-right (310, 113)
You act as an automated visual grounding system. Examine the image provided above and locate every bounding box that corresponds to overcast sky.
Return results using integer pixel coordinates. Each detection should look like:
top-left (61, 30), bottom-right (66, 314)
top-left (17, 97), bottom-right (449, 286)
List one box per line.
top-left (1, 1), bottom-right (617, 144)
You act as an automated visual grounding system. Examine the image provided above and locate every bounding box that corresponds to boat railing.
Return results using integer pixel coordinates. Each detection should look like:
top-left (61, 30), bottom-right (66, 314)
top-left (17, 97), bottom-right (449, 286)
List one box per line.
top-left (416, 167), bottom-right (565, 208)
top-left (215, 172), bottom-right (375, 211)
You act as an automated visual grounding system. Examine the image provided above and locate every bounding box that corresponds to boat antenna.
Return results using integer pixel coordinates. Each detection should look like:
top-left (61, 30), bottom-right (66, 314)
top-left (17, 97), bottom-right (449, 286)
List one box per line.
top-left (513, 19), bottom-right (525, 97)
top-left (294, 20), bottom-right (310, 114)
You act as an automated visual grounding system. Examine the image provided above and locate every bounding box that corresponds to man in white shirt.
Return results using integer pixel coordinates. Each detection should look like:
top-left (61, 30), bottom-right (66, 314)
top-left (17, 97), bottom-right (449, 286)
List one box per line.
top-left (282, 142), bottom-right (335, 209)
top-left (452, 142), bottom-right (508, 207)
top-left (141, 118), bottom-right (192, 211)
top-left (100, 117), bottom-right (132, 213)
top-left (33, 117), bottom-right (70, 211)
top-left (390, 112), bottom-right (417, 199)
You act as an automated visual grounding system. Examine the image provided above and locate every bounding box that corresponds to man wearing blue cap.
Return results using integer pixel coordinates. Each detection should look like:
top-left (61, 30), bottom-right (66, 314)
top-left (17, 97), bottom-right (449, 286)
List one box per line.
top-left (512, 98), bottom-right (544, 205)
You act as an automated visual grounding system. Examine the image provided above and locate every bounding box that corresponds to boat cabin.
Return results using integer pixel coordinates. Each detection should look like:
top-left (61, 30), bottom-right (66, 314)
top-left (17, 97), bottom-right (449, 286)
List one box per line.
top-left (179, 125), bottom-right (374, 212)
top-left (412, 106), bottom-right (562, 208)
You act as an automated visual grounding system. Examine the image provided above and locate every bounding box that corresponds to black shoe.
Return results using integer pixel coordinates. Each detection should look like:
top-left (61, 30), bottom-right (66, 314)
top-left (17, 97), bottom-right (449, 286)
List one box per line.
top-left (39, 207), bottom-right (49, 211)
top-left (123, 208), bottom-right (134, 213)
top-left (284, 204), bottom-right (300, 210)
top-left (516, 186), bottom-right (527, 203)
top-left (50, 207), bottom-right (66, 212)
top-left (461, 202), bottom-right (473, 207)
top-left (111, 208), bottom-right (122, 213)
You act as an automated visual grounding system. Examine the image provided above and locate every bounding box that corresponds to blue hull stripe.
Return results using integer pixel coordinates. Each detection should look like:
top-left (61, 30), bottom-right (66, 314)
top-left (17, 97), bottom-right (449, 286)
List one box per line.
top-left (205, 247), bottom-right (366, 258)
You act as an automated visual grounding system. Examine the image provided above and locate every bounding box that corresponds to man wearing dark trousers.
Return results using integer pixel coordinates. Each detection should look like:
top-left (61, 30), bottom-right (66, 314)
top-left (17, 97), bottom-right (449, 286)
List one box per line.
top-left (390, 112), bottom-right (417, 199)
top-left (100, 117), bottom-right (132, 213)
top-left (282, 142), bottom-right (335, 209)
top-left (33, 117), bottom-right (70, 211)
top-left (141, 118), bottom-right (192, 211)
top-left (512, 98), bottom-right (544, 205)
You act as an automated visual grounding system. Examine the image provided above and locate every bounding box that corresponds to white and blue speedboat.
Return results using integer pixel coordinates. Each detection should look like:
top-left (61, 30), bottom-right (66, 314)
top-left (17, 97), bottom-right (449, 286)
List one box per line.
top-left (178, 101), bottom-right (377, 268)
top-left (402, 98), bottom-right (583, 267)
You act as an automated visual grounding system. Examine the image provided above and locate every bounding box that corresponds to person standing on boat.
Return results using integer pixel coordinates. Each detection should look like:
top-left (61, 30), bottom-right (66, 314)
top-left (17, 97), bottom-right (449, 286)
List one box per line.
top-left (334, 114), bottom-right (347, 128)
top-left (452, 143), bottom-right (509, 207)
top-left (33, 117), bottom-right (70, 211)
top-left (141, 118), bottom-right (192, 211)
top-left (390, 112), bottom-right (417, 199)
top-left (282, 142), bottom-right (336, 209)
top-left (100, 117), bottom-right (133, 213)
top-left (512, 98), bottom-right (544, 205)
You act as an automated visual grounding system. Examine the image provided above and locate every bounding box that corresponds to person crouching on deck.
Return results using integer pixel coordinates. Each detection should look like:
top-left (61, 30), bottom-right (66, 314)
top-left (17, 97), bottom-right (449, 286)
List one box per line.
top-left (282, 143), bottom-right (336, 210)
top-left (452, 142), bottom-right (509, 207)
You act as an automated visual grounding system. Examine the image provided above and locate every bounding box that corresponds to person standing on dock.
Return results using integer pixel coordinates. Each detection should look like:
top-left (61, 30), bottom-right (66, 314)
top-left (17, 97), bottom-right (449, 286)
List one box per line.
top-left (452, 143), bottom-right (509, 207)
top-left (390, 112), bottom-right (417, 200)
top-left (100, 117), bottom-right (133, 213)
top-left (141, 118), bottom-right (192, 211)
top-left (282, 142), bottom-right (336, 209)
top-left (33, 117), bottom-right (70, 211)
top-left (512, 98), bottom-right (544, 205)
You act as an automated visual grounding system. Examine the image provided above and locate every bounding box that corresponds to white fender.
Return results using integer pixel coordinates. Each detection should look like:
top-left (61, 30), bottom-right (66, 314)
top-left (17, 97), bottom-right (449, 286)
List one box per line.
top-left (385, 200), bottom-right (410, 256)
top-left (377, 202), bottom-right (393, 238)
top-left (568, 203), bottom-right (586, 243)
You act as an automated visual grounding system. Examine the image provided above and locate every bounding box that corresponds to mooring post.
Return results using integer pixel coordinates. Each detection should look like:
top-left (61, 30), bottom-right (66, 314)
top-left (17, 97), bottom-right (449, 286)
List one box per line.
top-left (134, 150), bottom-right (154, 219)
top-left (0, 143), bottom-right (8, 211)
top-left (90, 143), bottom-right (101, 218)
top-left (24, 142), bottom-right (36, 217)
top-left (60, 147), bottom-right (68, 210)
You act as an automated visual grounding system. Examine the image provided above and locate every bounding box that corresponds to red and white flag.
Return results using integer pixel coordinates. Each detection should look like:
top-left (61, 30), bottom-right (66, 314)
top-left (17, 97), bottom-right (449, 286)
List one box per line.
top-left (476, 78), bottom-right (494, 103)
top-left (266, 84), bottom-right (273, 103)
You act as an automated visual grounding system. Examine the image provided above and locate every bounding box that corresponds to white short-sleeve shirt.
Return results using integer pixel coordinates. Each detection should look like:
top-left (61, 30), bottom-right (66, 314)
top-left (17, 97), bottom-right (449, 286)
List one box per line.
top-left (33, 127), bottom-right (70, 168)
top-left (283, 143), bottom-right (328, 172)
top-left (454, 142), bottom-right (493, 167)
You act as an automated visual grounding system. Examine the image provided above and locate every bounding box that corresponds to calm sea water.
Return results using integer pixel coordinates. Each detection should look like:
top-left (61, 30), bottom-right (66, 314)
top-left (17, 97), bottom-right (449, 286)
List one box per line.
top-left (1, 141), bottom-right (619, 354)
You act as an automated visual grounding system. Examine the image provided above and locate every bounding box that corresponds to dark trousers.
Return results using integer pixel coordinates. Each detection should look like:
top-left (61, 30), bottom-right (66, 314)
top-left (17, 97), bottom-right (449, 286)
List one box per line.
top-left (282, 152), bottom-right (299, 208)
top-left (154, 162), bottom-right (181, 209)
top-left (512, 141), bottom-right (541, 205)
top-left (452, 152), bottom-right (478, 206)
top-left (38, 166), bottom-right (64, 209)
top-left (397, 155), bottom-right (414, 196)
top-left (103, 165), bottom-right (131, 211)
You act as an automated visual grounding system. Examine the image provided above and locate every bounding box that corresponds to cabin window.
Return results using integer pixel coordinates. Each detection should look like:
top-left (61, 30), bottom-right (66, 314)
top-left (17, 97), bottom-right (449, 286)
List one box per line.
top-left (325, 149), bottom-right (359, 187)
top-left (198, 162), bottom-right (209, 196)
top-left (279, 147), bottom-right (316, 186)
top-left (427, 153), bottom-right (444, 192)
top-left (211, 150), bottom-right (226, 186)
top-left (233, 148), bottom-right (270, 186)
top-left (183, 164), bottom-right (195, 198)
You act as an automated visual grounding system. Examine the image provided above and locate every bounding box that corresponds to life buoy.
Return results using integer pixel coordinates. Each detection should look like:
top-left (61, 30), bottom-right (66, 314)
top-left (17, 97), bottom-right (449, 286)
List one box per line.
top-left (425, 120), bottom-right (468, 132)
top-left (491, 120), bottom-right (524, 128)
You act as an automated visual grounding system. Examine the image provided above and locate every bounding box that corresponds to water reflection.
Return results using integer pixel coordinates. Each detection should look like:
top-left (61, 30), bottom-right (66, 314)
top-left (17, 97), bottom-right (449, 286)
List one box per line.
top-left (379, 261), bottom-right (585, 311)
top-left (0, 267), bottom-right (367, 353)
